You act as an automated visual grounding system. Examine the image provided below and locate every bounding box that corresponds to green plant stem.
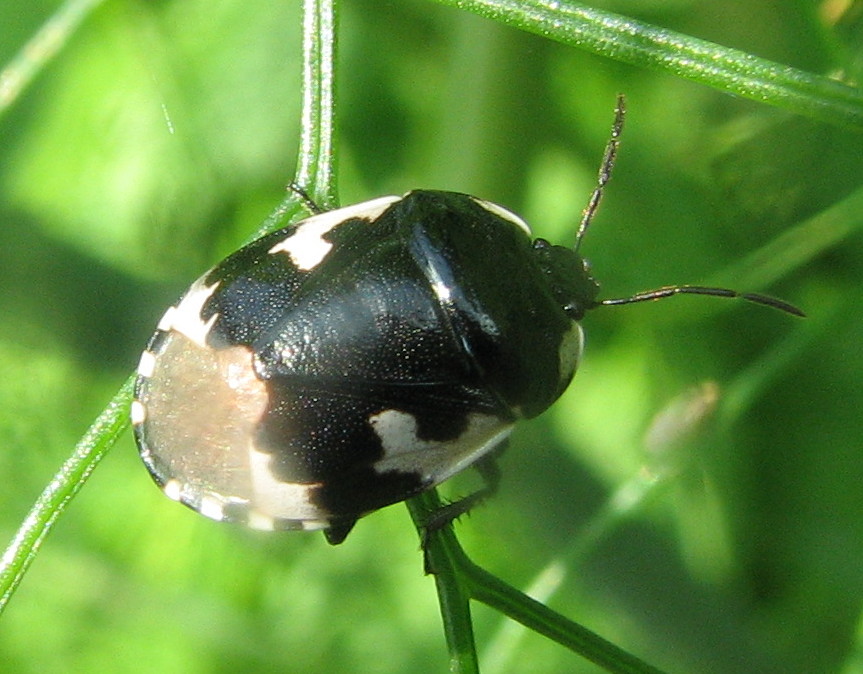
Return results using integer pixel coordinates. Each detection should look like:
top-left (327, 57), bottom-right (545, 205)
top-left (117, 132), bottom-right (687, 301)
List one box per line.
top-left (407, 494), bottom-right (480, 673)
top-left (254, 0), bottom-right (339, 241)
top-left (408, 491), bottom-right (666, 673)
top-left (0, 376), bottom-right (134, 614)
top-left (438, 0), bottom-right (863, 129)
top-left (295, 0), bottom-right (339, 209)
top-left (467, 562), bottom-right (666, 674)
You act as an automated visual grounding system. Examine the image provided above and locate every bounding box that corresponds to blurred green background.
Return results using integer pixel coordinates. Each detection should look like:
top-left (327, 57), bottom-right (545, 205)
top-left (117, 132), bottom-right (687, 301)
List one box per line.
top-left (2, 0), bottom-right (863, 672)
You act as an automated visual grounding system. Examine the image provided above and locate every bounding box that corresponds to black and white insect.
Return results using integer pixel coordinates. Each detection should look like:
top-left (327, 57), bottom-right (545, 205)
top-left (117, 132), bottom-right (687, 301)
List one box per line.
top-left (132, 97), bottom-right (802, 545)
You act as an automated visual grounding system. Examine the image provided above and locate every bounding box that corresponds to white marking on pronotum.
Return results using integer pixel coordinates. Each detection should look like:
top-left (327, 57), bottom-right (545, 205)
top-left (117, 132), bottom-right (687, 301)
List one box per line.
top-left (130, 400), bottom-right (146, 425)
top-left (471, 197), bottom-right (531, 235)
top-left (270, 195), bottom-right (401, 271)
top-left (161, 279), bottom-right (221, 348)
top-left (156, 306), bottom-right (176, 332)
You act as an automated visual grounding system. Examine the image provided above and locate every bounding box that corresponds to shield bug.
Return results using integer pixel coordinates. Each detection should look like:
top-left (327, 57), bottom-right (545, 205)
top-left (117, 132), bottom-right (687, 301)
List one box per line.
top-left (131, 96), bottom-right (802, 544)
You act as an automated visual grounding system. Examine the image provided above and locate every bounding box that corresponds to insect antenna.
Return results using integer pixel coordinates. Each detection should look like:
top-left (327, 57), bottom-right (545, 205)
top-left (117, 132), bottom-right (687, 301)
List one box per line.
top-left (599, 285), bottom-right (805, 317)
top-left (574, 94), bottom-right (626, 254)
top-left (576, 96), bottom-right (804, 319)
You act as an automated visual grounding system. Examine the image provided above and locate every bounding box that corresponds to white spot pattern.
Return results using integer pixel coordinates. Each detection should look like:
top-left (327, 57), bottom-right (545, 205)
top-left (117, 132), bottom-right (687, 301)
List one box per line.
top-left (200, 495), bottom-right (226, 521)
top-left (163, 479), bottom-right (183, 502)
top-left (247, 445), bottom-right (329, 521)
top-left (269, 196), bottom-right (401, 270)
top-left (369, 409), bottom-right (512, 485)
top-left (136, 350), bottom-right (156, 378)
top-left (130, 400), bottom-right (146, 425)
top-left (161, 279), bottom-right (220, 348)
top-left (470, 197), bottom-right (531, 235)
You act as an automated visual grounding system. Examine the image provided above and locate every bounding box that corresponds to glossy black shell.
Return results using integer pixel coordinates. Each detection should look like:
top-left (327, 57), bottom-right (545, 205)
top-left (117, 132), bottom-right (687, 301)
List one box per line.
top-left (132, 190), bottom-right (596, 536)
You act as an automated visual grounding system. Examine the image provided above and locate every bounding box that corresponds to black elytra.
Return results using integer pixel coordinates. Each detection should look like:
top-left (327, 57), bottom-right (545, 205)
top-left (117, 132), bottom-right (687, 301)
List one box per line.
top-left (132, 96), bottom-right (803, 545)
